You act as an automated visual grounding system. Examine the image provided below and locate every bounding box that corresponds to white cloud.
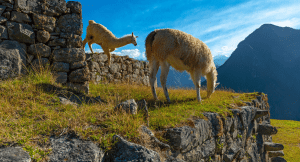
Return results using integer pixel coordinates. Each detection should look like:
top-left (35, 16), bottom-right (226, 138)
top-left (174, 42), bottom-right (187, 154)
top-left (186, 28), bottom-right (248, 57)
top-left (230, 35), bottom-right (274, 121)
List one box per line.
top-left (114, 49), bottom-right (141, 58)
top-left (85, 48), bottom-right (103, 53)
top-left (269, 18), bottom-right (300, 28)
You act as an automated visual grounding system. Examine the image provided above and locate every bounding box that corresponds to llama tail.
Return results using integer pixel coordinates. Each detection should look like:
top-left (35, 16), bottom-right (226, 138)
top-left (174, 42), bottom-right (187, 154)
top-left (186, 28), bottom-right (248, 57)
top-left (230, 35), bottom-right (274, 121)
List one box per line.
top-left (88, 20), bottom-right (96, 25)
top-left (145, 30), bottom-right (157, 62)
top-left (206, 66), bottom-right (218, 98)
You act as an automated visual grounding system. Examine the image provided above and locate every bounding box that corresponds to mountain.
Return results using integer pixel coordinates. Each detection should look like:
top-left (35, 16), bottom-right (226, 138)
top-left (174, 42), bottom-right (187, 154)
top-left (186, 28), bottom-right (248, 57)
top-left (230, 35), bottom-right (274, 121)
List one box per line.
top-left (214, 55), bottom-right (229, 66)
top-left (215, 24), bottom-right (300, 121)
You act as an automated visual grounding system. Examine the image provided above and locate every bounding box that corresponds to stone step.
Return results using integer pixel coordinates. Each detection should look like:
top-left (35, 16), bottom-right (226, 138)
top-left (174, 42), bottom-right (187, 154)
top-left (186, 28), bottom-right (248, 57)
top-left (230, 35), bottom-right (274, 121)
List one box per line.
top-left (257, 123), bottom-right (278, 135)
top-left (271, 157), bottom-right (287, 162)
top-left (264, 142), bottom-right (284, 151)
top-left (254, 110), bottom-right (269, 119)
top-left (268, 150), bottom-right (284, 157)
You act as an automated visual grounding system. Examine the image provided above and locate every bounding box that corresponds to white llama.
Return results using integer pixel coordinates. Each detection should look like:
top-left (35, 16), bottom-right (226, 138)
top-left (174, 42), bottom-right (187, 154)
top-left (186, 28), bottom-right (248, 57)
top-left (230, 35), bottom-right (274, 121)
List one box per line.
top-left (82, 20), bottom-right (138, 66)
top-left (145, 29), bottom-right (219, 103)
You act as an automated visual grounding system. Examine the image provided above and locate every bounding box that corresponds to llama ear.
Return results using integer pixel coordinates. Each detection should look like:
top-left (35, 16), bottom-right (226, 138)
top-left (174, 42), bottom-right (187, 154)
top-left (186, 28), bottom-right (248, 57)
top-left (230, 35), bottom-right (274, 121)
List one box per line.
top-left (132, 32), bottom-right (134, 36)
top-left (136, 36), bottom-right (138, 38)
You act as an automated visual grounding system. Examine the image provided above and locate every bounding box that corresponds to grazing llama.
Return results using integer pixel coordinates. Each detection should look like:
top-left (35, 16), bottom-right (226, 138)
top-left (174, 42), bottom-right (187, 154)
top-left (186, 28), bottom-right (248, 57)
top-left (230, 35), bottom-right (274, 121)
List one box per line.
top-left (82, 20), bottom-right (138, 66)
top-left (145, 29), bottom-right (219, 103)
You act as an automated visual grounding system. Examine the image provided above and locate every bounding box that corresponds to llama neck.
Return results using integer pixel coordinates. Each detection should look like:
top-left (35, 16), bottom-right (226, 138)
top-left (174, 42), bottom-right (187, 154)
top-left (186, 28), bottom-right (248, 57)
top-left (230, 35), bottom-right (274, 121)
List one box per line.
top-left (112, 36), bottom-right (132, 48)
top-left (206, 66), bottom-right (217, 96)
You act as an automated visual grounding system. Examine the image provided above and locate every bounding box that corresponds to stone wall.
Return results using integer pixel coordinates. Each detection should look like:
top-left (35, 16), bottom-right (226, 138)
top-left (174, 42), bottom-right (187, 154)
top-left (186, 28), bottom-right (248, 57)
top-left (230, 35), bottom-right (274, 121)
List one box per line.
top-left (0, 93), bottom-right (286, 162)
top-left (0, 0), bottom-right (89, 93)
top-left (87, 52), bottom-right (150, 86)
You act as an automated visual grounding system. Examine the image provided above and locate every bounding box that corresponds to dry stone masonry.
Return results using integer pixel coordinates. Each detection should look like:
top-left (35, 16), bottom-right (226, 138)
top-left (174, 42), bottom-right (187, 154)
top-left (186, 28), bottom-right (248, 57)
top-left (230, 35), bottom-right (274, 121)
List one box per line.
top-left (87, 52), bottom-right (150, 86)
top-left (0, 0), bottom-right (88, 93)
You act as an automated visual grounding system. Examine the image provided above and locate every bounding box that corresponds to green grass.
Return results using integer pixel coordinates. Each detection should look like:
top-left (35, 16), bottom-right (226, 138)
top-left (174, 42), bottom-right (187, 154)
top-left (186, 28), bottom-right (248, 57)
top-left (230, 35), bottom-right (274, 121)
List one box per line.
top-left (0, 66), bottom-right (261, 161)
top-left (271, 119), bottom-right (300, 162)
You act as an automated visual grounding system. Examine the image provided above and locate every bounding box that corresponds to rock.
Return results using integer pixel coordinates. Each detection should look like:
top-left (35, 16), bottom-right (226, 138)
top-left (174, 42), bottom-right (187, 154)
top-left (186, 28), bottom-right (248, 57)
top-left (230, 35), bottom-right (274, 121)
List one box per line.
top-left (37, 30), bottom-right (50, 43)
top-left (48, 38), bottom-right (66, 47)
top-left (59, 96), bottom-right (78, 107)
top-left (165, 126), bottom-right (198, 153)
top-left (44, 0), bottom-right (68, 16)
top-left (6, 21), bottom-right (35, 44)
top-left (52, 48), bottom-right (85, 63)
top-left (141, 125), bottom-right (170, 151)
top-left (203, 112), bottom-right (223, 137)
top-left (54, 72), bottom-right (67, 84)
top-left (32, 13), bottom-right (56, 32)
top-left (49, 134), bottom-right (104, 161)
top-left (0, 5), bottom-right (6, 15)
top-left (271, 157), bottom-right (287, 162)
top-left (66, 81), bottom-right (89, 94)
top-left (268, 151), bottom-right (284, 157)
top-left (70, 61), bottom-right (87, 70)
top-left (88, 61), bottom-right (100, 72)
top-left (102, 135), bottom-right (161, 162)
top-left (26, 54), bottom-right (34, 65)
top-left (30, 58), bottom-right (49, 70)
top-left (10, 11), bottom-right (31, 23)
top-left (0, 25), bottom-right (8, 39)
top-left (52, 62), bottom-right (69, 72)
top-left (66, 34), bottom-right (82, 48)
top-left (28, 43), bottom-right (51, 57)
top-left (254, 110), bottom-right (269, 120)
top-left (0, 147), bottom-right (31, 162)
top-left (199, 138), bottom-right (216, 159)
top-left (0, 40), bottom-right (26, 79)
top-left (2, 11), bottom-right (10, 19)
top-left (114, 99), bottom-right (138, 115)
top-left (109, 63), bottom-right (120, 74)
top-left (264, 142), bottom-right (284, 151)
top-left (66, 1), bottom-right (82, 14)
top-left (257, 123), bottom-right (278, 135)
top-left (68, 66), bottom-right (90, 83)
top-left (57, 13), bottom-right (82, 35)
top-left (224, 142), bottom-right (241, 162)
top-left (0, 16), bottom-right (8, 24)
top-left (246, 143), bottom-right (261, 162)
top-left (14, 0), bottom-right (42, 13)
top-left (165, 157), bottom-right (186, 162)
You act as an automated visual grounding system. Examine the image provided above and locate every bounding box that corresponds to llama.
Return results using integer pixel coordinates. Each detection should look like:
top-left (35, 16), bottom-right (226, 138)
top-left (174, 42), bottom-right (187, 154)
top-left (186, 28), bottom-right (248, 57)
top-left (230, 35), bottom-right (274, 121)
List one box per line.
top-left (145, 29), bottom-right (219, 103)
top-left (82, 20), bottom-right (138, 66)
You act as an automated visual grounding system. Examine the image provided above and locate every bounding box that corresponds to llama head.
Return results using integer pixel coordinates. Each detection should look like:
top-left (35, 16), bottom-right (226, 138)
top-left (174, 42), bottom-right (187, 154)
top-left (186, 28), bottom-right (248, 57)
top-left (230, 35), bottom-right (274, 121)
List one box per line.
top-left (207, 82), bottom-right (219, 98)
top-left (131, 32), bottom-right (138, 46)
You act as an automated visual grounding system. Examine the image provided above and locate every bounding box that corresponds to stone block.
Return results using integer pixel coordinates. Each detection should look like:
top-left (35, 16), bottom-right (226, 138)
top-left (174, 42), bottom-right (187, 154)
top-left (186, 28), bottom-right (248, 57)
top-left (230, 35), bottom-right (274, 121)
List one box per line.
top-left (52, 48), bottom-right (85, 63)
top-left (28, 43), bottom-right (51, 57)
top-left (6, 21), bottom-right (35, 44)
top-left (52, 62), bottom-right (69, 72)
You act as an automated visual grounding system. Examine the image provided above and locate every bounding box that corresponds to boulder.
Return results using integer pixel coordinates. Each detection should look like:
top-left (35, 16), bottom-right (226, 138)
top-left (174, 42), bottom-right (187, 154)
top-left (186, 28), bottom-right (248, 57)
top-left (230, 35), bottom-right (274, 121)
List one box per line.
top-left (66, 1), bottom-right (82, 14)
top-left (10, 11), bottom-right (32, 23)
top-left (0, 147), bottom-right (31, 162)
top-left (49, 134), bottom-right (104, 161)
top-left (6, 21), bottom-right (35, 44)
top-left (28, 43), bottom-right (51, 57)
top-left (52, 62), bottom-right (69, 72)
top-left (57, 13), bottom-right (82, 35)
top-left (52, 48), bottom-right (85, 63)
top-left (0, 40), bottom-right (26, 80)
top-left (68, 66), bottom-right (90, 83)
top-left (37, 30), bottom-right (50, 43)
top-left (114, 99), bottom-right (138, 115)
top-left (32, 13), bottom-right (56, 32)
top-left (103, 135), bottom-right (161, 162)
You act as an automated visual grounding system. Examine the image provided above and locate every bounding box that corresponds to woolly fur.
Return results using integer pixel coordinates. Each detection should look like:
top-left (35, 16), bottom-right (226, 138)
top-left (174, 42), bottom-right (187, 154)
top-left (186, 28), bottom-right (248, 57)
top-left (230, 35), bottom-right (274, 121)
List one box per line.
top-left (145, 29), bottom-right (219, 102)
top-left (82, 20), bottom-right (138, 66)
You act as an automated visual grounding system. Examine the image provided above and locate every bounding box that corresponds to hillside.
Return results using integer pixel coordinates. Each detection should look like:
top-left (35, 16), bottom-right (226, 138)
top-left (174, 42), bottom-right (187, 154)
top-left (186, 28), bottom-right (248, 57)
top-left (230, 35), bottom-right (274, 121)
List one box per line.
top-left (216, 24), bottom-right (300, 121)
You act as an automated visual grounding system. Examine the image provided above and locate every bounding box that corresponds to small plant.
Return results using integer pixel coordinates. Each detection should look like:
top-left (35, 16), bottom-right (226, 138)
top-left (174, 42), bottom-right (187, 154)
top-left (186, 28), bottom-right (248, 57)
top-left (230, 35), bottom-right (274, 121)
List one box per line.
top-left (252, 134), bottom-right (256, 140)
top-left (237, 134), bottom-right (242, 139)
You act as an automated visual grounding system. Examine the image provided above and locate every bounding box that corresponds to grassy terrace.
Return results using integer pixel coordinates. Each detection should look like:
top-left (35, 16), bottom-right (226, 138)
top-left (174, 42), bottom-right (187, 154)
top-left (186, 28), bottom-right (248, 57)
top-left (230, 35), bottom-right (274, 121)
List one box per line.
top-left (0, 67), bottom-right (261, 161)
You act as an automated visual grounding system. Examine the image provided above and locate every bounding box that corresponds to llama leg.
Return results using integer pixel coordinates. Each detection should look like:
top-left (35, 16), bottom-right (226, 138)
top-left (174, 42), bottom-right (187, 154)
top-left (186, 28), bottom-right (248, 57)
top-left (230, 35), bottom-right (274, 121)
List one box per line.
top-left (160, 61), bottom-right (171, 103)
top-left (103, 48), bottom-right (112, 66)
top-left (88, 42), bottom-right (94, 54)
top-left (149, 59), bottom-right (160, 101)
top-left (191, 70), bottom-right (202, 102)
top-left (82, 38), bottom-right (88, 49)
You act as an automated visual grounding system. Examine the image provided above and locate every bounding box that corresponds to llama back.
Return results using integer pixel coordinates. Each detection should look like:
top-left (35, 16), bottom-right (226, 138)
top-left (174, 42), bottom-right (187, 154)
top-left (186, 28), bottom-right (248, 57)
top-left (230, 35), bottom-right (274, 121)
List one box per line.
top-left (86, 22), bottom-right (117, 43)
top-left (151, 29), bottom-right (214, 73)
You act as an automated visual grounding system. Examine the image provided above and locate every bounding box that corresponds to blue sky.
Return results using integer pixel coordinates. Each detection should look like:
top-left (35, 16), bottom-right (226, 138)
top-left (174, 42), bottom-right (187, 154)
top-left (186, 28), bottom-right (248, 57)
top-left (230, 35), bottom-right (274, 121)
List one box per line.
top-left (69, 0), bottom-right (300, 61)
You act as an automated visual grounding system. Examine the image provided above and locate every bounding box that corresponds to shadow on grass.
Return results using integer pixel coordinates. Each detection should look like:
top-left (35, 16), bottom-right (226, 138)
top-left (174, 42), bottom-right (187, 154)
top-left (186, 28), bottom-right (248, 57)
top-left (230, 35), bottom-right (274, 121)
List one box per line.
top-left (36, 83), bottom-right (108, 105)
top-left (146, 97), bottom-right (205, 111)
